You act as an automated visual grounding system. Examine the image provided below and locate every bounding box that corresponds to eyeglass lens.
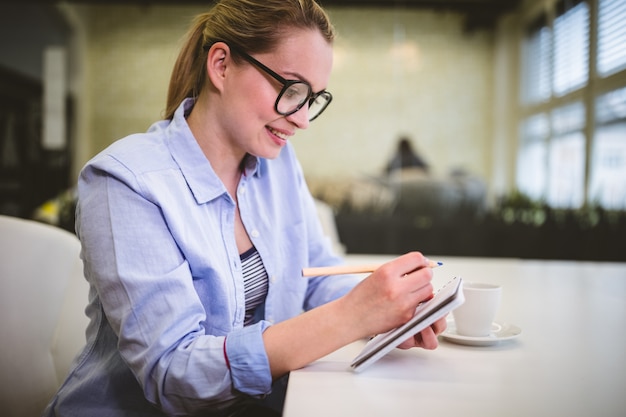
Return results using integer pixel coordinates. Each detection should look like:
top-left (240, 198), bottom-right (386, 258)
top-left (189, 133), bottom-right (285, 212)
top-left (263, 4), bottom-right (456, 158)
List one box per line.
top-left (308, 92), bottom-right (331, 121)
top-left (276, 83), bottom-right (310, 114)
top-left (276, 83), bottom-right (331, 121)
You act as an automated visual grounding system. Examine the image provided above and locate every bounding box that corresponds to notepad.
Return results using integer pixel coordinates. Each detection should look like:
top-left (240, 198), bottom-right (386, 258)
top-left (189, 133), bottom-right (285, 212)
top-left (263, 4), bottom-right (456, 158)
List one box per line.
top-left (350, 276), bottom-right (464, 373)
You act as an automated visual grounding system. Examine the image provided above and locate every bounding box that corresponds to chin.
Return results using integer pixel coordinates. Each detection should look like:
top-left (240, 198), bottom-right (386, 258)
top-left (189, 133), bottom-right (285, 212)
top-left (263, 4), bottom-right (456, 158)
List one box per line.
top-left (264, 148), bottom-right (284, 160)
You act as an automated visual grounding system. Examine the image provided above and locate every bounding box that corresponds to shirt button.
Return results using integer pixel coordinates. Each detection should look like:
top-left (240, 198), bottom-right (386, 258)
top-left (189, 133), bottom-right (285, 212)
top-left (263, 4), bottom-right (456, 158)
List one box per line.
top-left (270, 276), bottom-right (277, 284)
top-left (251, 229), bottom-right (259, 238)
top-left (239, 187), bottom-right (246, 195)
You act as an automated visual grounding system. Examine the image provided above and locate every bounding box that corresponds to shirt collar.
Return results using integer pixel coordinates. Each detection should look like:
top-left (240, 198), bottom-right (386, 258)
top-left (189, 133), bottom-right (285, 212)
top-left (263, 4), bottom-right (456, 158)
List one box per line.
top-left (165, 98), bottom-right (263, 204)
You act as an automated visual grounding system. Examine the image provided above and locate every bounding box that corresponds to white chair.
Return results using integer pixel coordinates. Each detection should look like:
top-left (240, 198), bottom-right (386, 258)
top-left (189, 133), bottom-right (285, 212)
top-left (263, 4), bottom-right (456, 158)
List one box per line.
top-left (314, 199), bottom-right (346, 255)
top-left (0, 215), bottom-right (89, 417)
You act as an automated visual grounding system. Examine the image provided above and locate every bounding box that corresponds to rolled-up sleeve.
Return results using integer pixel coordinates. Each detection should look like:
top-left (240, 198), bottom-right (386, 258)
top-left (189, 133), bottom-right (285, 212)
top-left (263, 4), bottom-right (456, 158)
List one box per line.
top-left (225, 321), bottom-right (272, 395)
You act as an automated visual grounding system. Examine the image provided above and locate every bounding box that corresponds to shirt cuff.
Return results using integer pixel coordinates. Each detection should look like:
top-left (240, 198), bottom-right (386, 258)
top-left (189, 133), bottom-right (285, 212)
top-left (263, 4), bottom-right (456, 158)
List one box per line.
top-left (224, 321), bottom-right (272, 396)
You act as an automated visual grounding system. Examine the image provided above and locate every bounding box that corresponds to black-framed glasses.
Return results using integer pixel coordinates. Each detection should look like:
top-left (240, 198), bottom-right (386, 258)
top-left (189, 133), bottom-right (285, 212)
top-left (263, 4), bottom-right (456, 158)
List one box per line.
top-left (230, 45), bottom-right (333, 122)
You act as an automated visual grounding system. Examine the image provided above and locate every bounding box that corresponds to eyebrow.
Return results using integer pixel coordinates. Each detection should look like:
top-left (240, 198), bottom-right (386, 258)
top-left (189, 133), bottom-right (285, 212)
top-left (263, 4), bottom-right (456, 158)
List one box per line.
top-left (284, 70), bottom-right (317, 90)
top-left (282, 68), bottom-right (328, 94)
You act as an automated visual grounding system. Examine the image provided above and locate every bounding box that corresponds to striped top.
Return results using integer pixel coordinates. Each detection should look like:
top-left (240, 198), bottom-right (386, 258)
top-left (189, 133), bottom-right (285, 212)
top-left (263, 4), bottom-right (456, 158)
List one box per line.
top-left (240, 246), bottom-right (269, 326)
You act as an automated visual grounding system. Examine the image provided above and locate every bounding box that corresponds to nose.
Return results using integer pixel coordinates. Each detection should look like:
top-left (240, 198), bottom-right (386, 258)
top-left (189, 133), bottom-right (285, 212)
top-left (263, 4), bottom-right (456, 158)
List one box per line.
top-left (285, 104), bottom-right (310, 129)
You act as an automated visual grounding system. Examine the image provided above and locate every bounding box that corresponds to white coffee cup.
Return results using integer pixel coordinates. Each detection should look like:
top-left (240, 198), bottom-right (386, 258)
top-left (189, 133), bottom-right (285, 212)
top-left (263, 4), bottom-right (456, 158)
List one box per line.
top-left (452, 282), bottom-right (502, 337)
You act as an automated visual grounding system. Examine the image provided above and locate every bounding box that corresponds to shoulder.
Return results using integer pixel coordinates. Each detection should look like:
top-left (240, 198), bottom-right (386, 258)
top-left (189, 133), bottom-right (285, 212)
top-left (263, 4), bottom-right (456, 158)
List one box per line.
top-left (84, 120), bottom-right (175, 176)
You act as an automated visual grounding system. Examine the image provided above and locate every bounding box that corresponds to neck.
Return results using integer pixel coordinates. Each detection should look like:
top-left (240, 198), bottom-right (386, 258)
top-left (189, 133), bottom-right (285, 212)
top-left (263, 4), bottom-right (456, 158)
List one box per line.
top-left (186, 96), bottom-right (246, 188)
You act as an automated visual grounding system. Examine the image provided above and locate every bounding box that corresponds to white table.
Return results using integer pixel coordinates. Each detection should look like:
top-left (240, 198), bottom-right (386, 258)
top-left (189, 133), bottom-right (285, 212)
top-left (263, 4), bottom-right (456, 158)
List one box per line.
top-left (283, 255), bottom-right (626, 417)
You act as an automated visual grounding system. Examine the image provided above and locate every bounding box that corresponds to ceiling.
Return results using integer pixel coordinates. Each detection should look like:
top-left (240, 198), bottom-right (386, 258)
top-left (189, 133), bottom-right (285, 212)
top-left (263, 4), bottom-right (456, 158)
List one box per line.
top-left (13, 0), bottom-right (523, 31)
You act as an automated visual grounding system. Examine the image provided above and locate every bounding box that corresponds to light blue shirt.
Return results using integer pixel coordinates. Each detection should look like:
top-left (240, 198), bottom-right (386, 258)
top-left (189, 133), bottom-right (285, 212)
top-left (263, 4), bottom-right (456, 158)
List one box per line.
top-left (44, 98), bottom-right (359, 416)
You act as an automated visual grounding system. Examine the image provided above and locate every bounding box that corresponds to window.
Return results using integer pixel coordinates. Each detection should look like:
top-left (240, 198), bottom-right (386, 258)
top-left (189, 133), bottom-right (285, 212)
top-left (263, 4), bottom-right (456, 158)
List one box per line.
top-left (517, 114), bottom-right (549, 200)
top-left (517, 0), bottom-right (626, 210)
top-left (589, 87), bottom-right (626, 208)
top-left (547, 102), bottom-right (586, 207)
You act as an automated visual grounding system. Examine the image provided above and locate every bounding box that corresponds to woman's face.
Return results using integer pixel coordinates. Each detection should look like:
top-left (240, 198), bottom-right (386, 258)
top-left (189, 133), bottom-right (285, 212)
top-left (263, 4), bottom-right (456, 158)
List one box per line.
top-left (221, 28), bottom-right (333, 160)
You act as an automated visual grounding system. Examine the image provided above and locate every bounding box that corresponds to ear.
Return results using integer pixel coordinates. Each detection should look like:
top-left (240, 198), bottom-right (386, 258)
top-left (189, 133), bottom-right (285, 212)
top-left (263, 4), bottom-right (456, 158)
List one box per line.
top-left (206, 42), bottom-right (231, 93)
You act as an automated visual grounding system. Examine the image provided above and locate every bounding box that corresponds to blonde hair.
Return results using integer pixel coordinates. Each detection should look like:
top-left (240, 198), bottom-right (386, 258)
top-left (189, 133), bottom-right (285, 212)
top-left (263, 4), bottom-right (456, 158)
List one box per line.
top-left (164, 0), bottom-right (335, 120)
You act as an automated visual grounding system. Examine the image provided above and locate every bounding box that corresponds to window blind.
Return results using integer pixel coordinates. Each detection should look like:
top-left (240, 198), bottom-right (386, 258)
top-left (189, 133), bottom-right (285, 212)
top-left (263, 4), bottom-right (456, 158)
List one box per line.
top-left (598, 0), bottom-right (626, 76)
top-left (521, 16), bottom-right (551, 104)
top-left (553, 0), bottom-right (589, 96)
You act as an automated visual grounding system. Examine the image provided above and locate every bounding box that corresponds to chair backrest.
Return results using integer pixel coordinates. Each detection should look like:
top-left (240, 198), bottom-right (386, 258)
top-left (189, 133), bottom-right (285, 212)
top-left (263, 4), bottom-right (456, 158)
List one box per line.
top-left (0, 215), bottom-right (89, 417)
top-left (314, 199), bottom-right (346, 255)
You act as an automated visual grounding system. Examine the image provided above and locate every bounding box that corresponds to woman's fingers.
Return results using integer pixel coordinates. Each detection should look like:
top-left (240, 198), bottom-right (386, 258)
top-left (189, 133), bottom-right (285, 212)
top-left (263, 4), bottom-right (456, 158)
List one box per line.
top-left (417, 317), bottom-right (448, 349)
top-left (388, 251), bottom-right (433, 277)
top-left (413, 323), bottom-right (441, 350)
top-left (390, 252), bottom-right (436, 300)
top-left (431, 316), bottom-right (448, 335)
top-left (396, 317), bottom-right (448, 350)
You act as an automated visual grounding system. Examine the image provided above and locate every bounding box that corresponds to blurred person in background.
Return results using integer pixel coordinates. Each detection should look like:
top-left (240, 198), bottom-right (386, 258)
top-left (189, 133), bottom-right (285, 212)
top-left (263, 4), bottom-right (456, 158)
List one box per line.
top-left (385, 135), bottom-right (430, 176)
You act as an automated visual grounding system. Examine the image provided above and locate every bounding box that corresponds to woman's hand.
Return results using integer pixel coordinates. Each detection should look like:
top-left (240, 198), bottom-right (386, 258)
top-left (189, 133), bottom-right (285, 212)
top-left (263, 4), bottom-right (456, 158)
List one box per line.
top-left (342, 252), bottom-right (437, 341)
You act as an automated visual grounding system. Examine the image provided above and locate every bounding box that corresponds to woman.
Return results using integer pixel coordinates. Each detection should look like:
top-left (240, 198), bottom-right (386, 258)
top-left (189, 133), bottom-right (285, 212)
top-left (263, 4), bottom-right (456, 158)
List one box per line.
top-left (43, 1), bottom-right (446, 415)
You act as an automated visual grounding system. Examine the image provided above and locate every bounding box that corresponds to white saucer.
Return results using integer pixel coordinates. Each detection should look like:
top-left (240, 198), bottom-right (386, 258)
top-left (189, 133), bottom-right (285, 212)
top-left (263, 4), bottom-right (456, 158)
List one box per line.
top-left (441, 321), bottom-right (522, 346)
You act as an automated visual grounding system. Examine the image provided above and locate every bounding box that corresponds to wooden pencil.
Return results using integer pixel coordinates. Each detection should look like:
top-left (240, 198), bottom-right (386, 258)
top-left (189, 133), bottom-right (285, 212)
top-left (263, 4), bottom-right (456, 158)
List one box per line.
top-left (302, 261), bottom-right (442, 277)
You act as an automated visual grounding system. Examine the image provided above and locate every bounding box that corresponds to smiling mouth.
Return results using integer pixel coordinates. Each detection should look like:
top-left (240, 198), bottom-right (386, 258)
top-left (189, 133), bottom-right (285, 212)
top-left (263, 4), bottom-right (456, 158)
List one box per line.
top-left (268, 127), bottom-right (289, 141)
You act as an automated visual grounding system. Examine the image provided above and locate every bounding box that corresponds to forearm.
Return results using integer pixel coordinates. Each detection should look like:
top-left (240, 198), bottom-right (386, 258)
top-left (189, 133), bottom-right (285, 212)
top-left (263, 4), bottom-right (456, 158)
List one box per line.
top-left (262, 295), bottom-right (364, 378)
